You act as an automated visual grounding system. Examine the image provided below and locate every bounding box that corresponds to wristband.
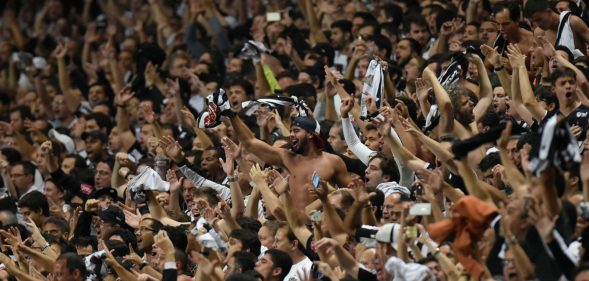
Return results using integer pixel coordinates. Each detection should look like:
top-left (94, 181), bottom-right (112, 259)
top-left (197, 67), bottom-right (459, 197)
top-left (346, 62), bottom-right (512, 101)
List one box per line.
top-left (41, 242), bottom-right (50, 252)
top-left (493, 65), bottom-right (504, 72)
top-left (227, 175), bottom-right (238, 182)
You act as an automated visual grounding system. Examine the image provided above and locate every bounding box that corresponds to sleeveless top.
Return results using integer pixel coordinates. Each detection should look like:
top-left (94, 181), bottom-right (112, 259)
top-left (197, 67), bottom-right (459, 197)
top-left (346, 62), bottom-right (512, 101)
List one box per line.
top-left (556, 11), bottom-right (584, 58)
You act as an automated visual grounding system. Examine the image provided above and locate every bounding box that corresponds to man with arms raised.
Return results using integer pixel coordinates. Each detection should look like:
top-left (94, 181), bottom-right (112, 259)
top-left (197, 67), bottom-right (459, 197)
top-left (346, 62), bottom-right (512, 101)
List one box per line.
top-left (228, 112), bottom-right (352, 213)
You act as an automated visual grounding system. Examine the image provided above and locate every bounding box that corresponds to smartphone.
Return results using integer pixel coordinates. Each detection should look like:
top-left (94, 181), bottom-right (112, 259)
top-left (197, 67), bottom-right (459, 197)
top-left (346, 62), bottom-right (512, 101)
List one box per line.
top-left (266, 12), bottom-right (281, 22)
top-left (409, 203), bottom-right (432, 216)
top-left (312, 171), bottom-right (320, 189)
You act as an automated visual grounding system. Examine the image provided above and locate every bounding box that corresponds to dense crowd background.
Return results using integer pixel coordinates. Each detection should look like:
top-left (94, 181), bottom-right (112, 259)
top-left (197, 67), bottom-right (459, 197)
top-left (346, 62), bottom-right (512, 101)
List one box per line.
top-left (2, 0), bottom-right (589, 280)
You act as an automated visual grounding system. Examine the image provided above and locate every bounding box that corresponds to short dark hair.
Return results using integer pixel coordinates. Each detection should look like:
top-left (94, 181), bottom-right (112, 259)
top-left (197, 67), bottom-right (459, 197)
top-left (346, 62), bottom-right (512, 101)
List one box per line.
top-left (85, 112), bottom-right (113, 133)
top-left (58, 253), bottom-right (88, 278)
top-left (9, 105), bottom-right (32, 120)
top-left (142, 218), bottom-right (164, 233)
top-left (43, 216), bottom-right (70, 234)
top-left (368, 154), bottom-right (400, 183)
top-left (549, 68), bottom-right (577, 85)
top-left (399, 37), bottom-right (422, 55)
top-left (493, 2), bottom-right (522, 22)
top-left (163, 225), bottom-right (188, 251)
top-left (1, 147), bottom-right (22, 165)
top-left (479, 152), bottom-right (501, 172)
top-left (353, 12), bottom-right (377, 23)
top-left (232, 251), bottom-right (257, 272)
top-left (402, 14), bottom-right (429, 35)
top-left (236, 216), bottom-right (262, 233)
top-left (107, 228), bottom-right (138, 251)
top-left (524, 0), bottom-right (550, 17)
top-left (264, 249), bottom-right (293, 281)
top-left (330, 20), bottom-right (352, 34)
top-left (13, 161), bottom-right (36, 176)
top-left (19, 191), bottom-right (49, 216)
top-left (227, 79), bottom-right (254, 97)
top-left (230, 229), bottom-right (261, 257)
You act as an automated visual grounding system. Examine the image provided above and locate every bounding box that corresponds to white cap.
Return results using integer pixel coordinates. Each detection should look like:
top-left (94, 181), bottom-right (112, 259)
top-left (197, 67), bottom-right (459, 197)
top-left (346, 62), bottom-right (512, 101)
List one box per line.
top-left (49, 129), bottom-right (76, 154)
top-left (375, 223), bottom-right (401, 250)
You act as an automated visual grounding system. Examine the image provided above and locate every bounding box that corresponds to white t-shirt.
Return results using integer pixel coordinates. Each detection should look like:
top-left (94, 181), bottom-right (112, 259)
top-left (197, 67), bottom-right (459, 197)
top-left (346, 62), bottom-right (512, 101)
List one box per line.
top-left (283, 257), bottom-right (313, 281)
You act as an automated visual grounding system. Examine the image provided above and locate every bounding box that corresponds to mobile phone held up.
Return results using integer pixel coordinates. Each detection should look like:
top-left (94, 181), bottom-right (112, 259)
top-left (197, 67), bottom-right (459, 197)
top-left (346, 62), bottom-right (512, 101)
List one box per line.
top-left (409, 203), bottom-right (432, 216)
top-left (266, 12), bottom-right (281, 22)
top-left (312, 171), bottom-right (320, 189)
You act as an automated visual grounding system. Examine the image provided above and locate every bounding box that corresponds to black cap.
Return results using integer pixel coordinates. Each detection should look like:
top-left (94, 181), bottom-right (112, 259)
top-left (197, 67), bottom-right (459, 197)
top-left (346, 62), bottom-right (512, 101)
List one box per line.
top-left (292, 116), bottom-right (319, 134)
top-left (99, 205), bottom-right (127, 227)
top-left (82, 130), bottom-right (108, 143)
top-left (90, 187), bottom-right (118, 201)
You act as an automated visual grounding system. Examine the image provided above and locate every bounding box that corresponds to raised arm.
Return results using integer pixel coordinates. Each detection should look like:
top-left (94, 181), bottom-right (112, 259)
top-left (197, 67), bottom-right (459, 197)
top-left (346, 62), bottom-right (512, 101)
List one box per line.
top-left (455, 158), bottom-right (495, 208)
top-left (249, 165), bottom-right (285, 220)
top-left (469, 54), bottom-right (493, 122)
top-left (423, 67), bottom-right (454, 135)
top-left (497, 122), bottom-right (528, 197)
top-left (54, 43), bottom-right (80, 113)
top-left (507, 44), bottom-right (546, 122)
top-left (229, 115), bottom-right (286, 167)
top-left (277, 178), bottom-right (313, 248)
top-left (509, 58), bottom-right (535, 125)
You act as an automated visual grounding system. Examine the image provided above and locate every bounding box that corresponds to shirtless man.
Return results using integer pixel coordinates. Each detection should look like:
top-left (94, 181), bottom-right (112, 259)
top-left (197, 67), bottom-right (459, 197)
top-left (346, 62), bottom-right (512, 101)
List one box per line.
top-left (525, 0), bottom-right (589, 57)
top-left (229, 114), bottom-right (352, 212)
top-left (493, 2), bottom-right (534, 57)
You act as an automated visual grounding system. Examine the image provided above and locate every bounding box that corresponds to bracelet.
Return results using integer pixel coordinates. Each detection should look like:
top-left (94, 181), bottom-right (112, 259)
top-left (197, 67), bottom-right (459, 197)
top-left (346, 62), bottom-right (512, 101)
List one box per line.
top-left (227, 175), bottom-right (238, 182)
top-left (493, 65), bottom-right (504, 72)
top-left (115, 103), bottom-right (126, 108)
top-left (41, 242), bottom-right (50, 252)
top-left (139, 262), bottom-right (149, 270)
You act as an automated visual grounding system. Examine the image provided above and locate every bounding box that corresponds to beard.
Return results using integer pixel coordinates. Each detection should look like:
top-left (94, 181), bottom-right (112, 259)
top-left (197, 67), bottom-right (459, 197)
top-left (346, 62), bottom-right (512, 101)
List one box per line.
top-left (290, 137), bottom-right (309, 154)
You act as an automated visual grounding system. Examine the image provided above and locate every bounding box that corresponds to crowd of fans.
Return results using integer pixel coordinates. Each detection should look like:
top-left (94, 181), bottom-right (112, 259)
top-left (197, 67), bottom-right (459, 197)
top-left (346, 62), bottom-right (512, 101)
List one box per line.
top-left (3, 0), bottom-right (589, 280)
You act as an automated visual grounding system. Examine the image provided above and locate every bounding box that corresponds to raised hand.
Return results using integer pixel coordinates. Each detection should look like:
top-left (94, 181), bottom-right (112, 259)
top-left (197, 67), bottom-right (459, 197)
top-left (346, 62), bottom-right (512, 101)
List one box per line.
top-left (272, 173), bottom-right (289, 195)
top-left (349, 179), bottom-right (375, 204)
top-left (312, 237), bottom-right (340, 254)
top-left (219, 151), bottom-right (234, 176)
top-left (480, 44), bottom-right (501, 67)
top-left (249, 164), bottom-right (267, 185)
top-left (166, 78), bottom-right (180, 98)
top-left (154, 231), bottom-right (175, 255)
top-left (52, 42), bottom-right (67, 59)
top-left (140, 102), bottom-right (157, 124)
top-left (159, 135), bottom-right (184, 163)
top-left (537, 36), bottom-right (556, 58)
top-left (124, 243), bottom-right (143, 266)
top-left (166, 169), bottom-right (183, 194)
top-left (415, 78), bottom-right (431, 100)
top-left (314, 180), bottom-right (329, 202)
top-left (371, 115), bottom-right (392, 137)
top-left (0, 227), bottom-right (22, 247)
top-left (116, 85), bottom-right (135, 106)
top-left (180, 106), bottom-right (196, 128)
top-left (190, 251), bottom-right (219, 275)
top-left (340, 97), bottom-right (354, 117)
top-left (507, 43), bottom-right (526, 68)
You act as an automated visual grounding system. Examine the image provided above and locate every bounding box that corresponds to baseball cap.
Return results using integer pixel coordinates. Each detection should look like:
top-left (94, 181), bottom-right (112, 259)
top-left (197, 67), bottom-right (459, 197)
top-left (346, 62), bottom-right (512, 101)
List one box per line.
top-left (82, 130), bottom-right (108, 143)
top-left (292, 116), bottom-right (325, 149)
top-left (49, 129), bottom-right (76, 154)
top-left (375, 223), bottom-right (401, 250)
top-left (98, 205), bottom-right (127, 227)
top-left (292, 116), bottom-right (320, 134)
